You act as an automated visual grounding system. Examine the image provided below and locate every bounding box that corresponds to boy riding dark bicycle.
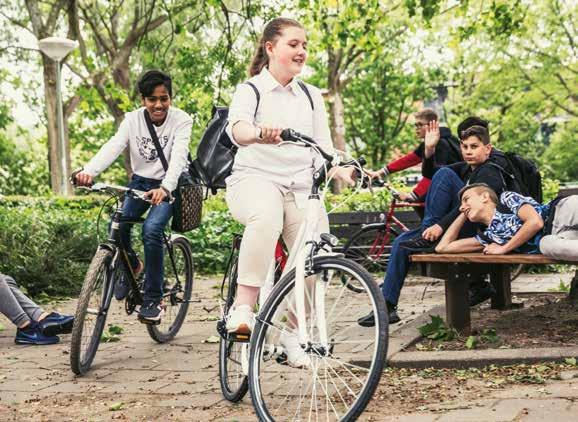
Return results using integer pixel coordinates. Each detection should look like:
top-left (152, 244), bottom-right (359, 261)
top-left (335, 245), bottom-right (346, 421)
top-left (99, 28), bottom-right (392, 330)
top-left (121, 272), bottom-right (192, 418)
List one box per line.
top-left (74, 70), bottom-right (192, 323)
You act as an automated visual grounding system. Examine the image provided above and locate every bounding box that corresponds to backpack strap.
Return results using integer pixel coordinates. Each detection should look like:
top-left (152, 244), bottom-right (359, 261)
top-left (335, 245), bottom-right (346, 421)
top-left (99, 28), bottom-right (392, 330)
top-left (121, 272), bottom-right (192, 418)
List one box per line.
top-left (297, 80), bottom-right (314, 110)
top-left (244, 81), bottom-right (260, 119)
top-left (144, 109), bottom-right (169, 172)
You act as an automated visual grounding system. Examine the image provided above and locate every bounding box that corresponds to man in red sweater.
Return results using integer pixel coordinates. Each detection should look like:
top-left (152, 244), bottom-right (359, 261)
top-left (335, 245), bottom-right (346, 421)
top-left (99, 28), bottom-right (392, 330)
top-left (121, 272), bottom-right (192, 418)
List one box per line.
top-left (366, 108), bottom-right (461, 202)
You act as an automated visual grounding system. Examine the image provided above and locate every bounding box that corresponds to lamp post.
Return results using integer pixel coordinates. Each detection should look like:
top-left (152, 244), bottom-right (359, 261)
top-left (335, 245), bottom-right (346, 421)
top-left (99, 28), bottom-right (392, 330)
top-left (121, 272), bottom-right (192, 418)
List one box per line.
top-left (38, 37), bottom-right (78, 195)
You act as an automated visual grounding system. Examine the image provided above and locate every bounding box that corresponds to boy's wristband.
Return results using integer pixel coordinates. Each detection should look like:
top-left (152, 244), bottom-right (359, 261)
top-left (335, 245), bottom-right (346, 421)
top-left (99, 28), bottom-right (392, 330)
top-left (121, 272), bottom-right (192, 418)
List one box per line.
top-left (381, 167), bottom-right (390, 177)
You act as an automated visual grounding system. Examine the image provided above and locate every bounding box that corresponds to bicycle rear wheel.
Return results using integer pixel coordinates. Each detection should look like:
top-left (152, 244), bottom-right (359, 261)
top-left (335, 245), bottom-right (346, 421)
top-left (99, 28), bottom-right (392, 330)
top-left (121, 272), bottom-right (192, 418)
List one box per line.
top-left (218, 240), bottom-right (250, 402)
top-left (70, 248), bottom-right (115, 375)
top-left (147, 236), bottom-right (194, 343)
top-left (249, 255), bottom-right (388, 421)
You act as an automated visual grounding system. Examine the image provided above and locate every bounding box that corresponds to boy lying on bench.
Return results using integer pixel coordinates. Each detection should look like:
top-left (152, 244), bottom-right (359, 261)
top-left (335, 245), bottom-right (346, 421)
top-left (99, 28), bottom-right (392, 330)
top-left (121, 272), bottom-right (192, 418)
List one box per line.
top-left (436, 183), bottom-right (578, 261)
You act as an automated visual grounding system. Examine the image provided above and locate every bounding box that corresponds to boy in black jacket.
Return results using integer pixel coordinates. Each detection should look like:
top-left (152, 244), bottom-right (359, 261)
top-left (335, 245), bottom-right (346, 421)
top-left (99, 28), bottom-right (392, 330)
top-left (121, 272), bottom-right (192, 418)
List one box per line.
top-left (358, 119), bottom-right (509, 327)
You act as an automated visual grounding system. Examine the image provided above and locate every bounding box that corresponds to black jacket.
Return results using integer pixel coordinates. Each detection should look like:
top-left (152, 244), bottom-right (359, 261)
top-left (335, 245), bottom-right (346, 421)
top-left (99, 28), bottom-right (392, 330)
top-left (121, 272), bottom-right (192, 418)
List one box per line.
top-left (423, 149), bottom-right (511, 230)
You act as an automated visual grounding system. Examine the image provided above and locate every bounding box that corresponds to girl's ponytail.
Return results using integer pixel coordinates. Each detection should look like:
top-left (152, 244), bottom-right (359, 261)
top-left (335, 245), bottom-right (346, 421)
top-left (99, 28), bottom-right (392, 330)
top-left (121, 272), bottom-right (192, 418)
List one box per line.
top-left (247, 17), bottom-right (304, 77)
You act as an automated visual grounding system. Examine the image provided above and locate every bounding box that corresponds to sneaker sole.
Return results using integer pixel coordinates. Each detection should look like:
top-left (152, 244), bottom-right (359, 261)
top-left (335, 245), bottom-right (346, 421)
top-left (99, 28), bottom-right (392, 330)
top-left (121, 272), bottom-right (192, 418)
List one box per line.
top-left (15, 338), bottom-right (60, 345)
top-left (40, 320), bottom-right (74, 337)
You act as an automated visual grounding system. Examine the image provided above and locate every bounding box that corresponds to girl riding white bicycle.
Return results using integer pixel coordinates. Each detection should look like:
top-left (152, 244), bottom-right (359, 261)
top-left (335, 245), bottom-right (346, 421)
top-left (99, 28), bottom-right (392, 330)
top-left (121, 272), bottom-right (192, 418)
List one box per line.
top-left (223, 17), bottom-right (356, 367)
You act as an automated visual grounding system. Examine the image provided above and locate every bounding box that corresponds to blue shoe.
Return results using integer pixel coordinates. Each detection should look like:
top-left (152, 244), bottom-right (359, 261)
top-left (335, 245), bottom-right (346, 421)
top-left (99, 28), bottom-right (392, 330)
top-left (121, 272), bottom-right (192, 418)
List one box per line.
top-left (15, 322), bottom-right (60, 345)
top-left (138, 300), bottom-right (165, 324)
top-left (39, 312), bottom-right (74, 336)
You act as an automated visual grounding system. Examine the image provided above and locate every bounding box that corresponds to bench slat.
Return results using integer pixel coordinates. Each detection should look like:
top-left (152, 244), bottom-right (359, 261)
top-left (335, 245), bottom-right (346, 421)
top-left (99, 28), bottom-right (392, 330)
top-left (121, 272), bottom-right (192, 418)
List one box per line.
top-left (410, 253), bottom-right (568, 264)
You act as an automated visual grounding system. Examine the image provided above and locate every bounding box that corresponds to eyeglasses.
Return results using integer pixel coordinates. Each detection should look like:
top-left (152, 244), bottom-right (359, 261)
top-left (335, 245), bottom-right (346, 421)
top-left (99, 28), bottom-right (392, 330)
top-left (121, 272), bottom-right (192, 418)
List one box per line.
top-left (414, 122), bottom-right (427, 128)
top-left (145, 95), bottom-right (170, 103)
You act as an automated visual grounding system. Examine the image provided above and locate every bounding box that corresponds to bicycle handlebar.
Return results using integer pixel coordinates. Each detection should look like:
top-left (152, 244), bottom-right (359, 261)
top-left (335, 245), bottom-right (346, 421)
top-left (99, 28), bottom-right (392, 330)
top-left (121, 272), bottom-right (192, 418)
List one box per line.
top-left (75, 182), bottom-right (170, 204)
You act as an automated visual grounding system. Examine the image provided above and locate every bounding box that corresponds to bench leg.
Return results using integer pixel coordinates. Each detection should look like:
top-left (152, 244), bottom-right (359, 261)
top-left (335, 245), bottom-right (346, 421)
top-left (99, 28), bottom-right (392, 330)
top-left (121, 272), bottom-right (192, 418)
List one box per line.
top-left (490, 265), bottom-right (512, 309)
top-left (570, 269), bottom-right (578, 302)
top-left (445, 263), bottom-right (471, 334)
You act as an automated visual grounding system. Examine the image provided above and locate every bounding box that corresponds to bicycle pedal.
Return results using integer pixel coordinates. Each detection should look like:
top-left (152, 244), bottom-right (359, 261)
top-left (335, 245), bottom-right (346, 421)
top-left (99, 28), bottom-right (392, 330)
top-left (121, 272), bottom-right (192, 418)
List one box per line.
top-left (138, 316), bottom-right (161, 325)
top-left (228, 332), bottom-right (251, 343)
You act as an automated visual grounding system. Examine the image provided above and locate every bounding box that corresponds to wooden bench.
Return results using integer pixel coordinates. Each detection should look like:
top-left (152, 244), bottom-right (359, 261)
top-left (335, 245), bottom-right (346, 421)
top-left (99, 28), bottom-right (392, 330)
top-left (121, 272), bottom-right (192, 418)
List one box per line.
top-left (409, 253), bottom-right (577, 334)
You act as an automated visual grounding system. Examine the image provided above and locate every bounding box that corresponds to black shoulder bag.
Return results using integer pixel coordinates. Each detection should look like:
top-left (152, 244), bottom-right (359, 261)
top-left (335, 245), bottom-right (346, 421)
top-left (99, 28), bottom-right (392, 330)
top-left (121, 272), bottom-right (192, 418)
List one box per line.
top-left (144, 110), bottom-right (203, 232)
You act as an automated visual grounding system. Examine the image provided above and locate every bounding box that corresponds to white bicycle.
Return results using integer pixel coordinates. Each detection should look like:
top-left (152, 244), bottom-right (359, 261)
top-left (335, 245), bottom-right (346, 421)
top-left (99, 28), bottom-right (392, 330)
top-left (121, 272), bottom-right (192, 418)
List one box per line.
top-left (218, 129), bottom-right (389, 421)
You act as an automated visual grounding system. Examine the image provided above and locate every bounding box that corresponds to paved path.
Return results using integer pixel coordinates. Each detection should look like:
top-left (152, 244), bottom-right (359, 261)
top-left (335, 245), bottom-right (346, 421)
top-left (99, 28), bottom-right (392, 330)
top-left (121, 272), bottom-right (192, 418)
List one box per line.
top-left (0, 272), bottom-right (576, 421)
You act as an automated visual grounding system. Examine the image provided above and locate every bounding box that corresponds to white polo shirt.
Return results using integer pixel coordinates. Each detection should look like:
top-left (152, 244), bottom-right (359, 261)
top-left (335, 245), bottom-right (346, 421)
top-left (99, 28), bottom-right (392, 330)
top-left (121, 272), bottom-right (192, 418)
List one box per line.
top-left (226, 68), bottom-right (334, 195)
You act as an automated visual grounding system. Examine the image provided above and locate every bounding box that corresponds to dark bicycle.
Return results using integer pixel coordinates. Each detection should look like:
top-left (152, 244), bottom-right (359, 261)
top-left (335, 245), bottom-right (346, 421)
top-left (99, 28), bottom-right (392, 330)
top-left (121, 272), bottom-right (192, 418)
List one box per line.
top-left (69, 183), bottom-right (194, 375)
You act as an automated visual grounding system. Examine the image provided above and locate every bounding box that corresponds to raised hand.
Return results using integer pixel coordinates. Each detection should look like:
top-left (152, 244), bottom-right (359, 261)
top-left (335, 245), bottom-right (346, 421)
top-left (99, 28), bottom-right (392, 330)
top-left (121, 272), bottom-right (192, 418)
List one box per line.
top-left (424, 120), bottom-right (440, 150)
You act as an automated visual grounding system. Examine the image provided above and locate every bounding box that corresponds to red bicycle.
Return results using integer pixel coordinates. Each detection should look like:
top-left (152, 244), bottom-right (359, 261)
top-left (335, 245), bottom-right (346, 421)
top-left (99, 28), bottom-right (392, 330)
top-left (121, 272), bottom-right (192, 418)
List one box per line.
top-left (341, 182), bottom-right (424, 279)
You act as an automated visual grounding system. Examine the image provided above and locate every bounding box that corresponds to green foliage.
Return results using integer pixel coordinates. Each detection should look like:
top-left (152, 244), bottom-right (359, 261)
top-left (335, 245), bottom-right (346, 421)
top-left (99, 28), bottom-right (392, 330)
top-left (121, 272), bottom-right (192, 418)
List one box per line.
top-left (548, 280), bottom-right (570, 293)
top-left (0, 204), bottom-right (98, 298)
top-left (543, 119), bottom-right (578, 182)
top-left (418, 315), bottom-right (457, 341)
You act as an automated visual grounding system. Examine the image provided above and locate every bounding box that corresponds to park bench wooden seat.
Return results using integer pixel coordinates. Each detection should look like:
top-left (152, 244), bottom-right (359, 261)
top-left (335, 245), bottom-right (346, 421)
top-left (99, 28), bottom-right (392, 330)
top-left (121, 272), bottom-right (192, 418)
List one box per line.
top-left (409, 253), bottom-right (576, 334)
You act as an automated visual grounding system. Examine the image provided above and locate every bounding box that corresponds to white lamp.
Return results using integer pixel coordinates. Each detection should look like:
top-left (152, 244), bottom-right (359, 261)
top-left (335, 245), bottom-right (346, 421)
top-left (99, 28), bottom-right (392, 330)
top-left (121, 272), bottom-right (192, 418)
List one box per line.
top-left (38, 37), bottom-right (78, 61)
top-left (38, 37), bottom-right (78, 195)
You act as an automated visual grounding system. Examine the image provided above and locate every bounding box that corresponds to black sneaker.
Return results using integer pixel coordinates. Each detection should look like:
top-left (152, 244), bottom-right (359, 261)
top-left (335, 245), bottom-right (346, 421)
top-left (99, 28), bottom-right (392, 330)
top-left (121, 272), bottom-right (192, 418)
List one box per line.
top-left (399, 236), bottom-right (438, 253)
top-left (469, 282), bottom-right (496, 306)
top-left (138, 300), bottom-right (165, 323)
top-left (39, 312), bottom-right (74, 336)
top-left (357, 302), bottom-right (401, 327)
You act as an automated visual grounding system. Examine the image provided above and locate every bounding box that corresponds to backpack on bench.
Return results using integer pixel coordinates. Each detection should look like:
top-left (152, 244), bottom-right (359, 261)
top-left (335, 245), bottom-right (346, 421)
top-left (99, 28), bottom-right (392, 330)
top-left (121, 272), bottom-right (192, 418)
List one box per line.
top-left (491, 152), bottom-right (543, 203)
top-left (191, 80), bottom-right (314, 194)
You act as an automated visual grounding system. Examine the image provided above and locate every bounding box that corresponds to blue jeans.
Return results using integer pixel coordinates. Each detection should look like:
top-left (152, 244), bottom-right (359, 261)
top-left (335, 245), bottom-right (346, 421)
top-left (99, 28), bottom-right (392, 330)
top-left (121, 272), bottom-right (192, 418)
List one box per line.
top-left (119, 175), bottom-right (172, 303)
top-left (381, 168), bottom-right (465, 306)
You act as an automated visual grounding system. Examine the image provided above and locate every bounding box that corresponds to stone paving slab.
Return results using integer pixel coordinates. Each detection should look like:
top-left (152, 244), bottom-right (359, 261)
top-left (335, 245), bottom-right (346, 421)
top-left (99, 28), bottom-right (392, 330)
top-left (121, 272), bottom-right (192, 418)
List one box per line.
top-left (1, 272), bottom-right (577, 421)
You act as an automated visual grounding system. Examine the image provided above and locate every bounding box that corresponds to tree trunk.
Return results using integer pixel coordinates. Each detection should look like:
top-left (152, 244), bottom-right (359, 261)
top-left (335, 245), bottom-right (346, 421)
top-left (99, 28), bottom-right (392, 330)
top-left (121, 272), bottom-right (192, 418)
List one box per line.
top-left (327, 87), bottom-right (346, 193)
top-left (42, 57), bottom-right (71, 195)
top-left (569, 269), bottom-right (578, 302)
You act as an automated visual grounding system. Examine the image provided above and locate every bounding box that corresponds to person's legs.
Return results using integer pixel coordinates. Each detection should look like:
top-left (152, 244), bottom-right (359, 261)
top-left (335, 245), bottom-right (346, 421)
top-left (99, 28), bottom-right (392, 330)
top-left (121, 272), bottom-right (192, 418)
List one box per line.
top-left (119, 176), bottom-right (151, 270)
top-left (381, 228), bottom-right (420, 306)
top-left (141, 201), bottom-right (173, 304)
top-left (540, 196), bottom-right (578, 261)
top-left (0, 274), bottom-right (62, 345)
top-left (0, 274), bottom-right (37, 328)
top-left (421, 168), bottom-right (465, 230)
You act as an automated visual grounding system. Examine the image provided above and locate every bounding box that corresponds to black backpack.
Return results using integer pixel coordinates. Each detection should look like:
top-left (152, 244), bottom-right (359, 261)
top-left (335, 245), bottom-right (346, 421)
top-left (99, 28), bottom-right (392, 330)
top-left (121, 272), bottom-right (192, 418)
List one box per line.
top-left (491, 152), bottom-right (543, 203)
top-left (192, 80), bottom-right (314, 194)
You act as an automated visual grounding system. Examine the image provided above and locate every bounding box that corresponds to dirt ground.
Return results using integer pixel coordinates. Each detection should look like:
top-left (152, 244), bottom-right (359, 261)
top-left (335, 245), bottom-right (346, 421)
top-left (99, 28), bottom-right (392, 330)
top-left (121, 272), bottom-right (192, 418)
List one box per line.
top-left (409, 294), bottom-right (578, 352)
top-left (1, 363), bottom-right (577, 421)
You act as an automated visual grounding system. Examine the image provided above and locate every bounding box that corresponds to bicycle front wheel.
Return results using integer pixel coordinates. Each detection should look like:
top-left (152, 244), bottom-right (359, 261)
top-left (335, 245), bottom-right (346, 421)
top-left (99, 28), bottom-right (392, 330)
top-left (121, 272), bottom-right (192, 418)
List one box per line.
top-left (147, 236), bottom-right (194, 343)
top-left (70, 247), bottom-right (115, 375)
top-left (249, 255), bottom-right (388, 421)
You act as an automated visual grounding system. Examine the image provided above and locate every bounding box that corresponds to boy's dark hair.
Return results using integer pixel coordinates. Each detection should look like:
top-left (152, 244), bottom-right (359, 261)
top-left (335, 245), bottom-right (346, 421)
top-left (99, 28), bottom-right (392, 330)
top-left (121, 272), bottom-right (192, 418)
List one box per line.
top-left (137, 70), bottom-right (172, 97)
top-left (414, 108), bottom-right (438, 123)
top-left (459, 183), bottom-right (499, 205)
top-left (461, 125), bottom-right (490, 145)
top-left (457, 116), bottom-right (489, 139)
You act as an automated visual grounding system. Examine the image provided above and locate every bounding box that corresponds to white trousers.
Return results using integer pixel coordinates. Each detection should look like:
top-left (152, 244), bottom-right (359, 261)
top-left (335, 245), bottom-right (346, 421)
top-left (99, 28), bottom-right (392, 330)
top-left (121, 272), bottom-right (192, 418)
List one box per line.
top-left (539, 196), bottom-right (578, 261)
top-left (226, 177), bottom-right (330, 287)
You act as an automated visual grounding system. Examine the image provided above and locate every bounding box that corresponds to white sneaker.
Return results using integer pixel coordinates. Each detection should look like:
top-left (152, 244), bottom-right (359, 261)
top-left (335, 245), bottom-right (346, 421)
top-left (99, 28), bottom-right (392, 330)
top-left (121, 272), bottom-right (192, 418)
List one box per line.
top-left (280, 331), bottom-right (311, 369)
top-left (225, 304), bottom-right (254, 335)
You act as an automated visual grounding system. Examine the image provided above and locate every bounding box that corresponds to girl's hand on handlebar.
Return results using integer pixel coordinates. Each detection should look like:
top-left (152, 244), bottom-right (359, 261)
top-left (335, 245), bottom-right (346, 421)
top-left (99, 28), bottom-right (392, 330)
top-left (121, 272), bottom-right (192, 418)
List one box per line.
top-left (74, 171), bottom-right (94, 187)
top-left (257, 126), bottom-right (282, 145)
top-left (145, 188), bottom-right (168, 205)
top-left (330, 167), bottom-right (357, 187)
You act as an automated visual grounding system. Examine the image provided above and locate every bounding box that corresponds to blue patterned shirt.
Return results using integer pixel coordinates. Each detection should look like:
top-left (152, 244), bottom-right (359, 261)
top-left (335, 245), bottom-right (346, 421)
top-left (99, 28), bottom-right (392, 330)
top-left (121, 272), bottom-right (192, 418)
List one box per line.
top-left (475, 192), bottom-right (551, 253)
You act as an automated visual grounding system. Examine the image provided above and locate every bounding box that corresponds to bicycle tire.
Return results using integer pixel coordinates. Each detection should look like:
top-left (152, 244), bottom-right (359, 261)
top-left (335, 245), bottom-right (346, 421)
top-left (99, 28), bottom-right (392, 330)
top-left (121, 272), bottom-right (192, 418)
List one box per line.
top-left (70, 248), bottom-right (115, 375)
top-left (249, 255), bottom-right (388, 421)
top-left (342, 224), bottom-right (400, 293)
top-left (147, 236), bottom-right (194, 343)
top-left (218, 250), bottom-right (250, 402)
